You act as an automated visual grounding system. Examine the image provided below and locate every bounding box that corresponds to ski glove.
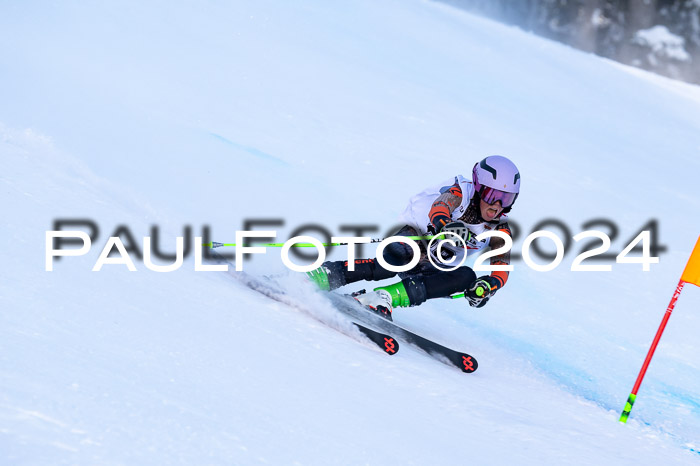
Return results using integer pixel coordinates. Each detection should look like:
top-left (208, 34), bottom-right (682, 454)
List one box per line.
top-left (466, 276), bottom-right (497, 308)
top-left (429, 215), bottom-right (451, 234)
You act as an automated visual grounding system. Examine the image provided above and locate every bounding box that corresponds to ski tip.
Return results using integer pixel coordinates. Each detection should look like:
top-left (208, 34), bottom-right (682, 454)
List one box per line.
top-left (354, 324), bottom-right (399, 355)
top-left (460, 354), bottom-right (478, 373)
top-left (382, 336), bottom-right (399, 355)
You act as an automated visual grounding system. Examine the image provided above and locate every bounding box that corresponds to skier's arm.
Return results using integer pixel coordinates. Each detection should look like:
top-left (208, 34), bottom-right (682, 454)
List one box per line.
top-left (465, 222), bottom-right (512, 308)
top-left (484, 221), bottom-right (512, 291)
top-left (428, 183), bottom-right (462, 230)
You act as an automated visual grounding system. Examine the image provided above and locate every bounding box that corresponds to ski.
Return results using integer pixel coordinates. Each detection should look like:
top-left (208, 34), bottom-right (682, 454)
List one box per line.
top-left (207, 250), bottom-right (400, 355)
top-left (353, 323), bottom-right (399, 355)
top-left (206, 250), bottom-right (474, 370)
top-left (326, 293), bottom-right (478, 373)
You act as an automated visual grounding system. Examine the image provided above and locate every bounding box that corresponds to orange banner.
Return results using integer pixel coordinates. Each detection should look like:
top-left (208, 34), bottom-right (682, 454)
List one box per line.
top-left (681, 236), bottom-right (700, 287)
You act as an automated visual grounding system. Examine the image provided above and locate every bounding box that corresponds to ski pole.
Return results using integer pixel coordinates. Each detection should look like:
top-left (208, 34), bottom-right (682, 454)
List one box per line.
top-left (203, 236), bottom-right (435, 249)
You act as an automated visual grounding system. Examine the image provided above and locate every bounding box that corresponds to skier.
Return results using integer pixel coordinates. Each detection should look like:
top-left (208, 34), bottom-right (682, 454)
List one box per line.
top-left (307, 155), bottom-right (520, 320)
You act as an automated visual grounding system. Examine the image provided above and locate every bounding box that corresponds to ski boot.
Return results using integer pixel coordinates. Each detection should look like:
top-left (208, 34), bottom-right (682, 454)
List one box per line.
top-left (306, 266), bottom-right (332, 291)
top-left (351, 289), bottom-right (394, 321)
top-left (352, 280), bottom-right (416, 321)
top-left (306, 262), bottom-right (351, 291)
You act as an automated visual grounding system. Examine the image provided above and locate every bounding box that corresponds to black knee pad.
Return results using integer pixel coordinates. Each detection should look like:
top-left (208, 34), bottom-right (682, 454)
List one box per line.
top-left (421, 267), bottom-right (477, 300)
top-left (382, 241), bottom-right (419, 268)
top-left (401, 276), bottom-right (428, 306)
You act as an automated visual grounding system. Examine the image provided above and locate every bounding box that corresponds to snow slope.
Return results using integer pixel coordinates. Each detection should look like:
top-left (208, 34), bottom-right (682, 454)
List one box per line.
top-left (2, 0), bottom-right (700, 464)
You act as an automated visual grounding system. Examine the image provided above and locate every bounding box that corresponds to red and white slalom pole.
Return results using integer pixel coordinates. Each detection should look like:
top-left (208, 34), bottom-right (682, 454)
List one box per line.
top-left (619, 236), bottom-right (700, 423)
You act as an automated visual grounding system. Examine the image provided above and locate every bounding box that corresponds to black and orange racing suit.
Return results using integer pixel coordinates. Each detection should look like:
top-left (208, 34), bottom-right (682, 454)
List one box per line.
top-left (320, 181), bottom-right (513, 306)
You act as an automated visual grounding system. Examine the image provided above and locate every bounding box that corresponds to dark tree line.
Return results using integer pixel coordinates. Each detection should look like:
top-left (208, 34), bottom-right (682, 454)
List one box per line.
top-left (442, 0), bottom-right (700, 84)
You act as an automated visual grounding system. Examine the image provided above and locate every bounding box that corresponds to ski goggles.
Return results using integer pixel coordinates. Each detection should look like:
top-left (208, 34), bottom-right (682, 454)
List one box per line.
top-left (479, 186), bottom-right (518, 208)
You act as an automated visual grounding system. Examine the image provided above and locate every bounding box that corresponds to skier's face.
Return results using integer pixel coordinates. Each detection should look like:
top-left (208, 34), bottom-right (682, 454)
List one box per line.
top-left (480, 199), bottom-right (503, 221)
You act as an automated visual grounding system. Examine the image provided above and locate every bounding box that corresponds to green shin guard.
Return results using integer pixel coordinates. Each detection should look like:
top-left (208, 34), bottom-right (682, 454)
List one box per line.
top-left (374, 281), bottom-right (412, 308)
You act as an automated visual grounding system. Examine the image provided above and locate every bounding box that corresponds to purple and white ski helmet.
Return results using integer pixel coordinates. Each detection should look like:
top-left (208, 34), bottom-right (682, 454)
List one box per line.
top-left (471, 155), bottom-right (520, 209)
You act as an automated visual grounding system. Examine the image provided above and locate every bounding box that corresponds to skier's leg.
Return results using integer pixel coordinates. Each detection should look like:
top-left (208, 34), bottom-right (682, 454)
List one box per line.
top-left (312, 258), bottom-right (397, 290)
top-left (373, 266), bottom-right (477, 308)
top-left (307, 225), bottom-right (422, 290)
